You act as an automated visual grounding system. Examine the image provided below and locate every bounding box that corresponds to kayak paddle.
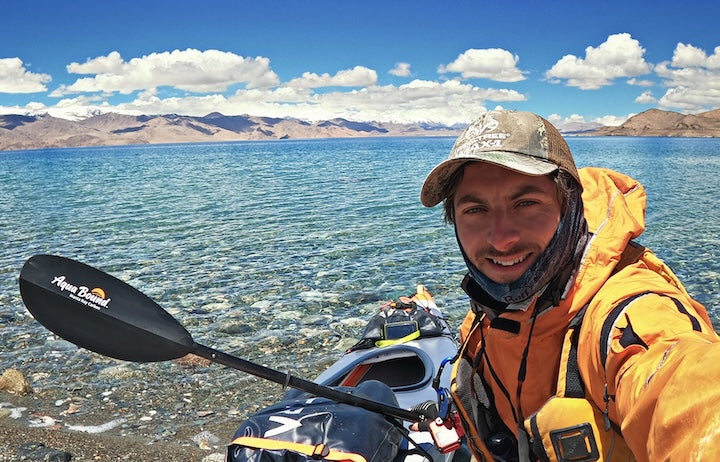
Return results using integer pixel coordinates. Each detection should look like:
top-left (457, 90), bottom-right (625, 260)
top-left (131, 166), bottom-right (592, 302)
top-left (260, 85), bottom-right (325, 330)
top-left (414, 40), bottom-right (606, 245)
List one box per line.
top-left (18, 254), bottom-right (425, 423)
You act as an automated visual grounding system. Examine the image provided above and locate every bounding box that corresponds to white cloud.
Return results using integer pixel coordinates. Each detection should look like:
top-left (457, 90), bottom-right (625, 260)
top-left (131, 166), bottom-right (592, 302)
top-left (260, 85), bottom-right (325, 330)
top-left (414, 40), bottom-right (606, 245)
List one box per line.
top-left (546, 33), bottom-right (652, 90)
top-left (546, 113), bottom-right (589, 128)
top-left (594, 114), bottom-right (632, 126)
top-left (2, 47), bottom-right (535, 126)
top-left (547, 112), bottom-right (630, 128)
top-left (58, 78), bottom-right (524, 126)
top-left (564, 114), bottom-right (588, 124)
top-left (546, 114), bottom-right (567, 125)
top-left (658, 85), bottom-right (720, 111)
top-left (655, 43), bottom-right (720, 112)
top-left (285, 66), bottom-right (377, 88)
top-left (671, 43), bottom-right (720, 69)
top-left (0, 101), bottom-right (46, 115)
top-left (0, 97), bottom-right (138, 120)
top-left (438, 48), bottom-right (525, 82)
top-left (627, 78), bottom-right (654, 87)
top-left (389, 62), bottom-right (411, 77)
top-left (0, 58), bottom-right (52, 93)
top-left (56, 49), bottom-right (280, 96)
top-left (67, 51), bottom-right (125, 74)
top-left (635, 90), bottom-right (656, 104)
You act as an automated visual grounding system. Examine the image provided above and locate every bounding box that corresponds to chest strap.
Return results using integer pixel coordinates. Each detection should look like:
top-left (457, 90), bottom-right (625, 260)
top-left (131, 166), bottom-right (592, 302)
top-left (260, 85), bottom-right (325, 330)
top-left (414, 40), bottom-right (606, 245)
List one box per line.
top-left (559, 305), bottom-right (588, 399)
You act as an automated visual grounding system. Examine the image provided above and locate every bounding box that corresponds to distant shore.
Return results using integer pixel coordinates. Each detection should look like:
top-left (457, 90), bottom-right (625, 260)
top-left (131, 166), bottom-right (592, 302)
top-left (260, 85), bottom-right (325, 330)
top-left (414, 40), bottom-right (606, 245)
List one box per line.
top-left (0, 112), bottom-right (462, 152)
top-left (3, 108), bottom-right (720, 153)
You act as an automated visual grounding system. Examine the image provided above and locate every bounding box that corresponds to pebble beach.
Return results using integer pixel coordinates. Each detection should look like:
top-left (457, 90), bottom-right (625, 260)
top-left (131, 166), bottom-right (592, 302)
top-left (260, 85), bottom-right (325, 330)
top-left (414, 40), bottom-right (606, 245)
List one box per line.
top-left (0, 357), bottom-right (296, 462)
top-left (0, 418), bottom-right (216, 462)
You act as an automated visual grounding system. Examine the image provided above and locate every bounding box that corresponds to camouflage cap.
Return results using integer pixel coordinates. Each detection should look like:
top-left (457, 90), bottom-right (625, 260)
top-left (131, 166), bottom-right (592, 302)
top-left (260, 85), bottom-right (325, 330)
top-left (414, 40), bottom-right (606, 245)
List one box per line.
top-left (420, 110), bottom-right (580, 207)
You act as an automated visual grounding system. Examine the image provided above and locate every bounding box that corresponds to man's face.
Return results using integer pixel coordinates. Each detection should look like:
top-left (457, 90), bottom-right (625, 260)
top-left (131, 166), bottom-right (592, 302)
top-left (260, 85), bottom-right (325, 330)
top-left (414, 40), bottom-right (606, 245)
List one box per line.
top-left (453, 162), bottom-right (562, 285)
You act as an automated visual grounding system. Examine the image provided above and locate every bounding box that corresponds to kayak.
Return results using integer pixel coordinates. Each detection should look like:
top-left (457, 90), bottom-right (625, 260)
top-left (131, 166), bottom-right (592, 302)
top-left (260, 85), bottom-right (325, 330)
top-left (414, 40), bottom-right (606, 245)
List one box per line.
top-left (227, 285), bottom-right (471, 462)
top-left (311, 284), bottom-right (457, 412)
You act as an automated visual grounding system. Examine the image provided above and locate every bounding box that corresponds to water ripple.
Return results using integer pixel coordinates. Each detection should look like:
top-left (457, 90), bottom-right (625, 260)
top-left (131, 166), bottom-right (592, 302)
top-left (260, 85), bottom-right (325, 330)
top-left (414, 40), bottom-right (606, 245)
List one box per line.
top-left (1, 136), bottom-right (719, 438)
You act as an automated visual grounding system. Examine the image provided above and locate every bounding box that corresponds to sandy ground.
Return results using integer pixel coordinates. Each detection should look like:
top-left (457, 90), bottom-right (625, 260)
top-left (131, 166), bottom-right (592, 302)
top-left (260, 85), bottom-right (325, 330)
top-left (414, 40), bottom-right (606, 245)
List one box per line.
top-left (0, 417), bottom-right (223, 462)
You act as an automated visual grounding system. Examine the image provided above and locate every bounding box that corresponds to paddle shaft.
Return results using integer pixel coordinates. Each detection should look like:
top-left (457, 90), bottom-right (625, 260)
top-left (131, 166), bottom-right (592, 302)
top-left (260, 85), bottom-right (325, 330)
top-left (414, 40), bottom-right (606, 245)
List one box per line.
top-left (192, 343), bottom-right (425, 422)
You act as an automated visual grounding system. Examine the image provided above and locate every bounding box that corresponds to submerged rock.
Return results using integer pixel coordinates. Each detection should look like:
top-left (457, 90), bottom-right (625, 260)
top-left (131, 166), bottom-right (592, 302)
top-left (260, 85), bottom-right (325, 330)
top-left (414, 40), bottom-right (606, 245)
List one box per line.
top-left (176, 353), bottom-right (212, 368)
top-left (0, 368), bottom-right (32, 395)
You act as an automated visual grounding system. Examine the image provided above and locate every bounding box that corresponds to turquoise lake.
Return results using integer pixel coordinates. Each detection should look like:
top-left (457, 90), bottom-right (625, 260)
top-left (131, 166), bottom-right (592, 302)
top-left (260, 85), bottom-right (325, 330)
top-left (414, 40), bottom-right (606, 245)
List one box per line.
top-left (0, 136), bottom-right (719, 438)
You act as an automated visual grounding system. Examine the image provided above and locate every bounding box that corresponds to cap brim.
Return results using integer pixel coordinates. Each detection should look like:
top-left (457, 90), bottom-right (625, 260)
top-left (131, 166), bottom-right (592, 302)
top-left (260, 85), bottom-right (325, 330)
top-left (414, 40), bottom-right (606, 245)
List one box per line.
top-left (420, 151), bottom-right (558, 207)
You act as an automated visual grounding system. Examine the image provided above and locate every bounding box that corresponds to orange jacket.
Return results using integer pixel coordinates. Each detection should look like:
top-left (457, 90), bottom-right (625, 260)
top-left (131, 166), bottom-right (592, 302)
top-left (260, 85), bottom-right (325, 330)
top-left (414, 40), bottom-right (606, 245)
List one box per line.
top-left (453, 167), bottom-right (720, 461)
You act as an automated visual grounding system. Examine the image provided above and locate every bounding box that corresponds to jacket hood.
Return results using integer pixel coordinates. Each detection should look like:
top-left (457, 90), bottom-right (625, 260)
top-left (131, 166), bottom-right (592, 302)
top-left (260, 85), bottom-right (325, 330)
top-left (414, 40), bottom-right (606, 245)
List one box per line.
top-left (571, 167), bottom-right (647, 306)
top-left (580, 167), bottom-right (646, 238)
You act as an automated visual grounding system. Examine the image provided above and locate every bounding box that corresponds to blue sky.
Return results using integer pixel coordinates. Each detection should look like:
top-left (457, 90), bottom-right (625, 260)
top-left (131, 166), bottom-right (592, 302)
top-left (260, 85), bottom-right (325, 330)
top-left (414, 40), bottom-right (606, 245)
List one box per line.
top-left (2, 0), bottom-right (719, 128)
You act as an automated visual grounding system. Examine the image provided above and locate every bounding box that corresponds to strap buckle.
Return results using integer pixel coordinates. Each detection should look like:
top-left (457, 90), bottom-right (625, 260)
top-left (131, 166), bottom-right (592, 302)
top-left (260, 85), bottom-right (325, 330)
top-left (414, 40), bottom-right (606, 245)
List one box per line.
top-left (550, 423), bottom-right (600, 461)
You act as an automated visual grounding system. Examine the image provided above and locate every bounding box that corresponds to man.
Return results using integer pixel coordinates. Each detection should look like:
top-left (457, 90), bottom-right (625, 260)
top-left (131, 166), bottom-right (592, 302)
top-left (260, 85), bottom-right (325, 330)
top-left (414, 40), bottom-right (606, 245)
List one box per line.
top-left (420, 110), bottom-right (720, 461)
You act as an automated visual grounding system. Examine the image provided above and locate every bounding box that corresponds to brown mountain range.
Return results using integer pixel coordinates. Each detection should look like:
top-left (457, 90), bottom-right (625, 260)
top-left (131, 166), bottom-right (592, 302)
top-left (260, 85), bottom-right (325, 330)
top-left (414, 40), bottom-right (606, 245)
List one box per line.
top-left (589, 108), bottom-right (720, 137)
top-left (1, 108), bottom-right (719, 152)
top-left (0, 112), bottom-right (461, 152)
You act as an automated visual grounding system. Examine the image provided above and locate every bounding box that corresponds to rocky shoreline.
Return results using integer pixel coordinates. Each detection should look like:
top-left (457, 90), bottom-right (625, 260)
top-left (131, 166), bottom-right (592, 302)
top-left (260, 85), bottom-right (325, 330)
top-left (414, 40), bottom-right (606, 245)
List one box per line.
top-left (0, 288), bottom-right (373, 462)
top-left (0, 364), bottom-right (292, 462)
top-left (0, 417), bottom-right (220, 461)
top-left (0, 386), bottom-right (228, 462)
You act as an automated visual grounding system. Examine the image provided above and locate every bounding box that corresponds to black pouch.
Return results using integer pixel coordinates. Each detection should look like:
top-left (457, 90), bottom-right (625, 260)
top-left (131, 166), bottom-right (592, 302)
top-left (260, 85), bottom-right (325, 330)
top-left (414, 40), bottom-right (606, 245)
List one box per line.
top-left (348, 300), bottom-right (447, 352)
top-left (227, 381), bottom-right (403, 462)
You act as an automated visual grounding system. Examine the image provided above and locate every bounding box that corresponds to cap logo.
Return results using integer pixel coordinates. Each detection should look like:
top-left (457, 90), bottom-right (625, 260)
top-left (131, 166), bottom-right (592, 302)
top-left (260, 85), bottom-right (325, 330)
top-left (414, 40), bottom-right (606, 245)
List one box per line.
top-left (466, 114), bottom-right (510, 149)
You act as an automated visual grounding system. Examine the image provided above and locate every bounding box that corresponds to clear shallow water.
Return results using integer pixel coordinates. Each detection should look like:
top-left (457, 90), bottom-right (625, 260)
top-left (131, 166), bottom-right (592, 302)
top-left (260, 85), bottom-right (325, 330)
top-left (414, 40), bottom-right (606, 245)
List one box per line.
top-left (1, 136), bottom-right (719, 441)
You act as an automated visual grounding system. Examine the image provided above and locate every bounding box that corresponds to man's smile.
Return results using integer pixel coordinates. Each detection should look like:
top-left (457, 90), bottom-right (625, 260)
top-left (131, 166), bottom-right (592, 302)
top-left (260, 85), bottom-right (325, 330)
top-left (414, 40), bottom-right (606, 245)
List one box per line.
top-left (489, 254), bottom-right (530, 267)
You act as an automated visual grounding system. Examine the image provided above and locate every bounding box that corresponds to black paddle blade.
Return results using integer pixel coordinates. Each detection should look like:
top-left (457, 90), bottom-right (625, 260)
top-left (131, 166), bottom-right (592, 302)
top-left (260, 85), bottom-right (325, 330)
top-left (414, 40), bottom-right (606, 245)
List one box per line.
top-left (19, 254), bottom-right (194, 362)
